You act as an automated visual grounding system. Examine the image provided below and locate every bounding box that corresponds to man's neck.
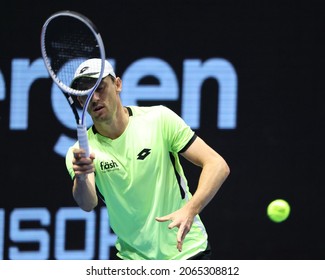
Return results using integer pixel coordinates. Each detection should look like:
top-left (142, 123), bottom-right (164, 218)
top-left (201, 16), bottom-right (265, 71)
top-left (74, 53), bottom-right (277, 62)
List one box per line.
top-left (93, 106), bottom-right (130, 139)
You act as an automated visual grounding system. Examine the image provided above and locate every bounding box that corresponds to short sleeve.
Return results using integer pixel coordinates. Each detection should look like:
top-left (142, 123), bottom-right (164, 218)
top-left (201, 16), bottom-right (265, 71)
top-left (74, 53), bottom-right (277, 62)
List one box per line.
top-left (160, 106), bottom-right (195, 153)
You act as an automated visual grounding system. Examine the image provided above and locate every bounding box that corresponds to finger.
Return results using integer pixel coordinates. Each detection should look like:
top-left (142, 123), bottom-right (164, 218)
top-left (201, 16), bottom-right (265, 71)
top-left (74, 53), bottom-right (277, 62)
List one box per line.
top-left (73, 162), bottom-right (92, 171)
top-left (167, 220), bottom-right (178, 230)
top-left (177, 241), bottom-right (183, 252)
top-left (73, 157), bottom-right (93, 165)
top-left (73, 159), bottom-right (94, 173)
top-left (177, 226), bottom-right (185, 243)
top-left (155, 215), bottom-right (171, 222)
top-left (74, 166), bottom-right (94, 178)
top-left (177, 225), bottom-right (189, 252)
top-left (73, 152), bottom-right (86, 160)
top-left (73, 148), bottom-right (88, 159)
top-left (89, 153), bottom-right (96, 160)
top-left (177, 235), bottom-right (183, 252)
top-left (73, 153), bottom-right (94, 164)
top-left (74, 164), bottom-right (94, 173)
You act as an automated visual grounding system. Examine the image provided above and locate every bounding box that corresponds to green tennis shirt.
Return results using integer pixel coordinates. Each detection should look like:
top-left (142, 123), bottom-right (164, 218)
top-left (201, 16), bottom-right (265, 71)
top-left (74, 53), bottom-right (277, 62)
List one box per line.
top-left (66, 105), bottom-right (208, 259)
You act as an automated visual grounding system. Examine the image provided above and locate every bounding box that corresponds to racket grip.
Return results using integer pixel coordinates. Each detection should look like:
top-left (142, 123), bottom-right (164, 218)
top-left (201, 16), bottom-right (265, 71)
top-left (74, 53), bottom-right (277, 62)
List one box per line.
top-left (77, 124), bottom-right (90, 157)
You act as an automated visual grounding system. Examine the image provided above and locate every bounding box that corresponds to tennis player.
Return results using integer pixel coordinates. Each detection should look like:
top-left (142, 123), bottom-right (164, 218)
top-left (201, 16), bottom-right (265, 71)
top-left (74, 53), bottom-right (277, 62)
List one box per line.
top-left (65, 59), bottom-right (230, 260)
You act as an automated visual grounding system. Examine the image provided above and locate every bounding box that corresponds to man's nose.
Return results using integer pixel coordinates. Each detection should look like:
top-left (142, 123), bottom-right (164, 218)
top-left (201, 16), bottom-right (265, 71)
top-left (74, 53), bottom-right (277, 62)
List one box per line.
top-left (91, 90), bottom-right (100, 101)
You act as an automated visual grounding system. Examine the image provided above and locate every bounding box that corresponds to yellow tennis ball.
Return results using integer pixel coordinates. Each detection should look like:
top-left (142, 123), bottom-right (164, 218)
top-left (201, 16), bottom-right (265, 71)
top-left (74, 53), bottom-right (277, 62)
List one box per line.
top-left (267, 199), bottom-right (290, 223)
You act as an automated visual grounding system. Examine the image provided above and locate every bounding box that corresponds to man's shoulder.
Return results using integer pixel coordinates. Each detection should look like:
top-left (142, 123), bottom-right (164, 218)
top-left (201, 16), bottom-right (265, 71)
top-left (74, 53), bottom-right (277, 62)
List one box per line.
top-left (127, 105), bottom-right (178, 119)
top-left (127, 105), bottom-right (167, 116)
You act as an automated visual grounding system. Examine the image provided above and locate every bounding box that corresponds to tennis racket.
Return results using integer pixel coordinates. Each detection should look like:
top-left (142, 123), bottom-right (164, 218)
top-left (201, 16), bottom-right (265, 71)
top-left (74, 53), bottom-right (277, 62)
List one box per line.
top-left (40, 10), bottom-right (106, 157)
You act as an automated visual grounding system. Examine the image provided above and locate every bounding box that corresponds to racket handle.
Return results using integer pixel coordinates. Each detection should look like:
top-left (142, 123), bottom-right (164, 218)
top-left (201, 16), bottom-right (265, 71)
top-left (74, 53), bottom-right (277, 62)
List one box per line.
top-left (77, 124), bottom-right (90, 157)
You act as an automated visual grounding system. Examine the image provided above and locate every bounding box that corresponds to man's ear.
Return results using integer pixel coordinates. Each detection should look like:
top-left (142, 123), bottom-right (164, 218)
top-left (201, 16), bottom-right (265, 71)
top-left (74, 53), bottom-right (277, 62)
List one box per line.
top-left (116, 77), bottom-right (122, 93)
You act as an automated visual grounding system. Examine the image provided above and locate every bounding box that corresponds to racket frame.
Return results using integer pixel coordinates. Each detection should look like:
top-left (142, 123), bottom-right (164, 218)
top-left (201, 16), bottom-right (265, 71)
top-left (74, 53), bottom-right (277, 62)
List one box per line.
top-left (40, 10), bottom-right (106, 157)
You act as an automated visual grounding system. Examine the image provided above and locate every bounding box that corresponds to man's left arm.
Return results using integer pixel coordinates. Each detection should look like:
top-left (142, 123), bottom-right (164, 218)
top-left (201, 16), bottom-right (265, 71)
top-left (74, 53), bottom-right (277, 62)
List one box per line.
top-left (156, 136), bottom-right (230, 251)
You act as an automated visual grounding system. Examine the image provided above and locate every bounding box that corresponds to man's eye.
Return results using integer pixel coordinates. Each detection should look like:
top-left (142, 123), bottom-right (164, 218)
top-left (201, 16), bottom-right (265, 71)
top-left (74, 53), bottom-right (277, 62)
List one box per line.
top-left (77, 84), bottom-right (94, 91)
top-left (97, 85), bottom-right (105, 91)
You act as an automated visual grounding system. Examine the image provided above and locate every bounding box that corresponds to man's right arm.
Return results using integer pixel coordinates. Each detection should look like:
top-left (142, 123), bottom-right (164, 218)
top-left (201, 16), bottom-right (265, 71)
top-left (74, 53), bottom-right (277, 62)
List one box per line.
top-left (71, 149), bottom-right (98, 212)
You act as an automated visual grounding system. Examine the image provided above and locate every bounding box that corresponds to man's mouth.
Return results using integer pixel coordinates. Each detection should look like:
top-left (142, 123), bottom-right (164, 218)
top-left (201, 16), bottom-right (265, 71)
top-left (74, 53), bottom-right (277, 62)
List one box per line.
top-left (93, 105), bottom-right (104, 112)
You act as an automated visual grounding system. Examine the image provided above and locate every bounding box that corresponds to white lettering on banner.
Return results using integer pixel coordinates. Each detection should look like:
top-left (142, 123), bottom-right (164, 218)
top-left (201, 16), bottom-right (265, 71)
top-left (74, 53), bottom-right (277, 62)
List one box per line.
top-left (55, 207), bottom-right (95, 259)
top-left (10, 59), bottom-right (49, 130)
top-left (121, 58), bottom-right (178, 104)
top-left (0, 207), bottom-right (116, 260)
top-left (182, 59), bottom-right (237, 129)
top-left (6, 57), bottom-right (238, 156)
top-left (9, 208), bottom-right (50, 260)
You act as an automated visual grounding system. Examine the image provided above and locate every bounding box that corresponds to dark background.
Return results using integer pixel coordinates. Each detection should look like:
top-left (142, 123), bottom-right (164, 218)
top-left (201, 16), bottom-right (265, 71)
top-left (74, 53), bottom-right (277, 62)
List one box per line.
top-left (0, 0), bottom-right (324, 259)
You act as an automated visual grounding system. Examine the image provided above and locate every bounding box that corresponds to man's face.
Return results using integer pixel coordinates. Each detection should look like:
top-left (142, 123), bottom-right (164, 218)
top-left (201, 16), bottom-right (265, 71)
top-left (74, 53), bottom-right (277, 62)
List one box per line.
top-left (77, 76), bottom-right (122, 123)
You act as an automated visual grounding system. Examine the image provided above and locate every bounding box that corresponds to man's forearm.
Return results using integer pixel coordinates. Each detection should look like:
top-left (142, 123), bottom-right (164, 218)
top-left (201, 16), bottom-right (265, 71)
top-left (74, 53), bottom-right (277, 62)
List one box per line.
top-left (187, 158), bottom-right (229, 215)
top-left (73, 173), bottom-right (98, 212)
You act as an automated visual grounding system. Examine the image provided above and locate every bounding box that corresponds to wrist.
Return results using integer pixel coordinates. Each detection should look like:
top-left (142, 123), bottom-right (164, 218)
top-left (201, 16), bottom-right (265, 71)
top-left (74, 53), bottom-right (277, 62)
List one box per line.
top-left (185, 200), bottom-right (201, 216)
top-left (76, 174), bottom-right (87, 182)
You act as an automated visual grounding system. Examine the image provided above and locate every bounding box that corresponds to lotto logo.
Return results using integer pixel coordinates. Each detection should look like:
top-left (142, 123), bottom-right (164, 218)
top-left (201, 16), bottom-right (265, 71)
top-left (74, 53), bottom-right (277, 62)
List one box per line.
top-left (137, 149), bottom-right (151, 160)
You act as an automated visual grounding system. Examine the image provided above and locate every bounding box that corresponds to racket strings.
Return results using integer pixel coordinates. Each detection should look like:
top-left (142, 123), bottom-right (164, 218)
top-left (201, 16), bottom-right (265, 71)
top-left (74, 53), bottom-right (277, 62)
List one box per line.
top-left (43, 16), bottom-right (101, 92)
